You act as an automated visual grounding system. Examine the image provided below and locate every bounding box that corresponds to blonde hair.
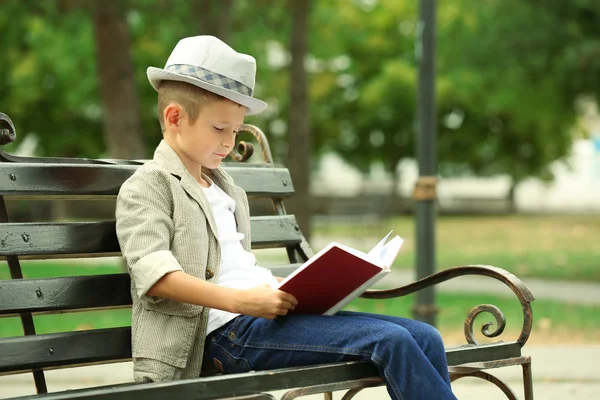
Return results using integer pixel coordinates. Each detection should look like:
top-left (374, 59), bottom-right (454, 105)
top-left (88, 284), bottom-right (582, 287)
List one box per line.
top-left (157, 81), bottom-right (224, 131)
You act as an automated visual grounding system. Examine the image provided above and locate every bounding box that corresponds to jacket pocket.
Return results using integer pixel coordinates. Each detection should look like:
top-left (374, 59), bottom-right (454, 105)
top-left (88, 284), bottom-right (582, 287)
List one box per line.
top-left (132, 306), bottom-right (200, 368)
top-left (133, 357), bottom-right (183, 382)
top-left (142, 297), bottom-right (203, 317)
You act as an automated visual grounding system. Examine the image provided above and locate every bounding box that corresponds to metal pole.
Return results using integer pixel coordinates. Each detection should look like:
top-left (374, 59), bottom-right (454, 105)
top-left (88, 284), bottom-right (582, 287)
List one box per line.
top-left (413, 0), bottom-right (438, 326)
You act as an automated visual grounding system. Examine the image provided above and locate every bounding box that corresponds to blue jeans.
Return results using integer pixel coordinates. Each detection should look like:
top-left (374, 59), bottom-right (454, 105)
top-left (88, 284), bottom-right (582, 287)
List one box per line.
top-left (206, 311), bottom-right (457, 400)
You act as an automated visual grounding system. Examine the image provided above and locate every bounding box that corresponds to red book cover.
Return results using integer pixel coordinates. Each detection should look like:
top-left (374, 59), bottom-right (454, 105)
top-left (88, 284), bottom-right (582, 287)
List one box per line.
top-left (278, 245), bottom-right (383, 315)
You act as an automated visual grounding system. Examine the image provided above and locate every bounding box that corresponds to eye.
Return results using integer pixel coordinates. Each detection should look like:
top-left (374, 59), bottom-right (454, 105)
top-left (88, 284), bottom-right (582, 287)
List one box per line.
top-left (213, 126), bottom-right (224, 132)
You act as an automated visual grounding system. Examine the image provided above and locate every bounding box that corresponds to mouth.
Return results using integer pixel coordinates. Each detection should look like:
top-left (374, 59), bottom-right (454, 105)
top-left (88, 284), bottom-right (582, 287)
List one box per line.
top-left (214, 153), bottom-right (228, 159)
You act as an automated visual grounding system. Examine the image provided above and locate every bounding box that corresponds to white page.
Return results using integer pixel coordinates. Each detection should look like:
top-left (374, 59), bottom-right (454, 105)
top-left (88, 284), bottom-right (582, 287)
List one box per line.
top-left (367, 230), bottom-right (394, 259)
top-left (377, 236), bottom-right (404, 269)
top-left (366, 231), bottom-right (403, 269)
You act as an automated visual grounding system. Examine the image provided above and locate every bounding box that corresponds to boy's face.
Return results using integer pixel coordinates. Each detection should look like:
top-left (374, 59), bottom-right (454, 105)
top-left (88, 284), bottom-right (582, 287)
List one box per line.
top-left (174, 99), bottom-right (246, 170)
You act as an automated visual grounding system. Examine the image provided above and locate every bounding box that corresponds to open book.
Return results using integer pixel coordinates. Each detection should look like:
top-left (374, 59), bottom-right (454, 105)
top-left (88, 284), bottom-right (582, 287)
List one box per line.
top-left (277, 231), bottom-right (404, 315)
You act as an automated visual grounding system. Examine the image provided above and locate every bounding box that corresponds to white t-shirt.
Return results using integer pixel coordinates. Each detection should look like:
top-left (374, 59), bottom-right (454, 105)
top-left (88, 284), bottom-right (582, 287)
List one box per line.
top-left (202, 182), bottom-right (279, 335)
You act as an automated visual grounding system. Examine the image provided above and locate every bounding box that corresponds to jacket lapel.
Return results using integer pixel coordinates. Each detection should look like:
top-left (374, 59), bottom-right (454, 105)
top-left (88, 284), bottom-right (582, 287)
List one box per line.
top-left (180, 174), bottom-right (220, 240)
top-left (153, 140), bottom-right (220, 240)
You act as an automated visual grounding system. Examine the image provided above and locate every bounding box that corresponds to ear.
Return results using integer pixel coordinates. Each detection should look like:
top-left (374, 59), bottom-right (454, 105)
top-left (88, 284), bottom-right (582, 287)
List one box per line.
top-left (164, 104), bottom-right (183, 131)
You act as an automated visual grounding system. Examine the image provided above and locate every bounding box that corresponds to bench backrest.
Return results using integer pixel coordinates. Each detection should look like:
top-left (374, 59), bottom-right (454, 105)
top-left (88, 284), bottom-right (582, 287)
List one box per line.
top-left (0, 124), bottom-right (311, 394)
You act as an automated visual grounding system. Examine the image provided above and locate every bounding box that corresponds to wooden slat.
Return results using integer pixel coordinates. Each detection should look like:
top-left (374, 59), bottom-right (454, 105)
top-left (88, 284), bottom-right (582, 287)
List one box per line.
top-left (249, 216), bottom-right (302, 249)
top-left (1, 342), bottom-right (522, 399)
top-left (0, 274), bottom-right (131, 316)
top-left (0, 263), bottom-right (303, 316)
top-left (0, 164), bottom-right (136, 198)
top-left (0, 164), bottom-right (294, 198)
top-left (446, 342), bottom-right (522, 366)
top-left (0, 216), bottom-right (302, 258)
top-left (0, 327), bottom-right (131, 375)
top-left (0, 326), bottom-right (520, 377)
top-left (8, 363), bottom-right (377, 399)
top-left (224, 166), bottom-right (294, 198)
top-left (0, 221), bottom-right (121, 258)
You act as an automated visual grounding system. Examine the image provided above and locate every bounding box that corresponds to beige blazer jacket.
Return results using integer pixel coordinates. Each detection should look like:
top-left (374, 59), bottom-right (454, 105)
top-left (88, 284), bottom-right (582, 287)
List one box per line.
top-left (115, 140), bottom-right (251, 382)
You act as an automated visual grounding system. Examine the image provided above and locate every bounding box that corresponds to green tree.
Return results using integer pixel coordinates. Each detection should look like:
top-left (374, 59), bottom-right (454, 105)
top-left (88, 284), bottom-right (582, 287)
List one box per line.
top-left (94, 0), bottom-right (145, 159)
top-left (0, 0), bottom-right (245, 158)
top-left (2, 0), bottom-right (598, 214)
top-left (193, 0), bottom-right (234, 42)
top-left (308, 0), bottom-right (419, 210)
top-left (309, 0), bottom-right (597, 213)
top-left (0, 0), bottom-right (103, 157)
top-left (286, 0), bottom-right (312, 240)
top-left (437, 0), bottom-right (597, 209)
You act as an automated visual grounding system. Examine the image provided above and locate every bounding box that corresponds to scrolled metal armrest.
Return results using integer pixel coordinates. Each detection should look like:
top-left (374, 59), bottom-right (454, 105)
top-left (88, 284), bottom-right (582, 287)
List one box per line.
top-left (0, 113), bottom-right (17, 146)
top-left (361, 265), bottom-right (535, 347)
top-left (230, 141), bottom-right (255, 162)
top-left (231, 124), bottom-right (273, 164)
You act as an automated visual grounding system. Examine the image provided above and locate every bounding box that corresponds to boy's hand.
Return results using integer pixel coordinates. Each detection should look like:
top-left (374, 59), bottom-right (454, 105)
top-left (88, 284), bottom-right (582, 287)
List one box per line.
top-left (236, 285), bottom-right (298, 320)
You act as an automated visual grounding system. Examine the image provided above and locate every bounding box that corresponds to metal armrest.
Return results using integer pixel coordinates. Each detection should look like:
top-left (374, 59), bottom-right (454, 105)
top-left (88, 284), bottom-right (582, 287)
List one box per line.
top-left (361, 265), bottom-right (535, 347)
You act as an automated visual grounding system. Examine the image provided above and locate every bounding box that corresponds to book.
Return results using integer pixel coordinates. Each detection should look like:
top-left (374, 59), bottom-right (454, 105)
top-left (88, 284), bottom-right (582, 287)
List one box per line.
top-left (277, 231), bottom-right (404, 315)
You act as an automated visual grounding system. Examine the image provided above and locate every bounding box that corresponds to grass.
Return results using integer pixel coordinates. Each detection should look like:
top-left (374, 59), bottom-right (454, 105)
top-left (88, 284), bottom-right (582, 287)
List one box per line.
top-left (313, 214), bottom-right (600, 282)
top-left (2, 293), bottom-right (598, 344)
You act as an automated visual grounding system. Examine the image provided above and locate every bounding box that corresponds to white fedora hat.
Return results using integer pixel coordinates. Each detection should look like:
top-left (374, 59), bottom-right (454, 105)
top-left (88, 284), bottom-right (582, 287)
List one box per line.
top-left (147, 36), bottom-right (267, 115)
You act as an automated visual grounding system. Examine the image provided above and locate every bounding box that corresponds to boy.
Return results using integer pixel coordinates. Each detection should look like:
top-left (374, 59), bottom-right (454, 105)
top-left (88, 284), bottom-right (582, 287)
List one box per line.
top-left (116, 35), bottom-right (457, 400)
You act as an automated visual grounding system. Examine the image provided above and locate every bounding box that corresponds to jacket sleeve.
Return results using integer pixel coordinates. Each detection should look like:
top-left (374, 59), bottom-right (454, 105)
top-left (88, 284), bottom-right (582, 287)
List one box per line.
top-left (115, 170), bottom-right (183, 303)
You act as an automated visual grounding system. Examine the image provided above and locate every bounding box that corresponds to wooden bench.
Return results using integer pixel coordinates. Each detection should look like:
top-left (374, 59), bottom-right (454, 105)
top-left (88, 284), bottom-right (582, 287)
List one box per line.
top-left (0, 113), bottom-right (535, 399)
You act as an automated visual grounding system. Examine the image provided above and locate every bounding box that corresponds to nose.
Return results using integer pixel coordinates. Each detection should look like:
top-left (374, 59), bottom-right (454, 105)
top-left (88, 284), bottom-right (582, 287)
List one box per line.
top-left (223, 132), bottom-right (235, 149)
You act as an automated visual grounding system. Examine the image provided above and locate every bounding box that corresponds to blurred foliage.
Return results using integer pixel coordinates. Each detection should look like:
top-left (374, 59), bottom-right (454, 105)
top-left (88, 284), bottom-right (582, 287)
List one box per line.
top-left (437, 0), bottom-right (600, 190)
top-left (310, 0), bottom-right (419, 175)
top-left (0, 0), bottom-right (599, 186)
top-left (0, 1), bottom-right (99, 156)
